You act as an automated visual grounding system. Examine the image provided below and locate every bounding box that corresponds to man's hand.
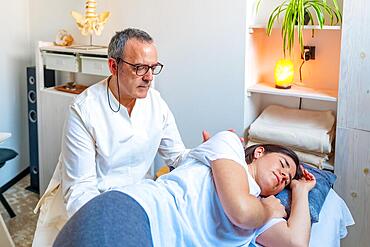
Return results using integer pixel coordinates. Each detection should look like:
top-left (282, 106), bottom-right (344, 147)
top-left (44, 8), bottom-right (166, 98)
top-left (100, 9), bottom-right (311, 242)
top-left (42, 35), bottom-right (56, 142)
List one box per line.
top-left (202, 129), bottom-right (244, 143)
top-left (202, 130), bottom-right (211, 142)
top-left (260, 195), bottom-right (287, 219)
top-left (154, 165), bottom-right (171, 180)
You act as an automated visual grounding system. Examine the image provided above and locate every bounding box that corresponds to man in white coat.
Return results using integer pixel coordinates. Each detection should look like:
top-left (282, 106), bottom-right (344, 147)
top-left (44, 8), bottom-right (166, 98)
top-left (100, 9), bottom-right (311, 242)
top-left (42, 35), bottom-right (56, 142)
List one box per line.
top-left (33, 28), bottom-right (188, 246)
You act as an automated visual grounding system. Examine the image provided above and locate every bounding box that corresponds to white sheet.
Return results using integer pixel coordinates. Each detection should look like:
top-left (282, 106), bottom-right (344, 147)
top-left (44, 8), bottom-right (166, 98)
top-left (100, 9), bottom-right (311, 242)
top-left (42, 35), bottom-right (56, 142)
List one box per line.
top-left (309, 189), bottom-right (354, 246)
top-left (251, 189), bottom-right (354, 247)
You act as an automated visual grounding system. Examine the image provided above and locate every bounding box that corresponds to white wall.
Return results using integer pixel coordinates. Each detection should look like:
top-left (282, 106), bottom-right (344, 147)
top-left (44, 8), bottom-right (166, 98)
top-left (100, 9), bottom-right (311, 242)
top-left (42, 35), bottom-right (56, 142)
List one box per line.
top-left (0, 0), bottom-right (31, 186)
top-left (29, 0), bottom-right (248, 148)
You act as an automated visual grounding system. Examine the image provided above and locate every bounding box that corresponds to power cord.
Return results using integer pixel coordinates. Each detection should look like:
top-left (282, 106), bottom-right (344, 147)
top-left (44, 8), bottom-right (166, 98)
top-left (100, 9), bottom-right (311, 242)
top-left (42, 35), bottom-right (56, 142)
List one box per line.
top-left (299, 59), bottom-right (306, 84)
top-left (298, 48), bottom-right (311, 85)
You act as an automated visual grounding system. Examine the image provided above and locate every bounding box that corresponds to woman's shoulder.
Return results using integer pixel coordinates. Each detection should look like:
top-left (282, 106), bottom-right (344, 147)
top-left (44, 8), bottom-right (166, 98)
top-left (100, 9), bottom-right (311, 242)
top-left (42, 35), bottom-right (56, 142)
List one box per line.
top-left (212, 131), bottom-right (240, 142)
top-left (207, 131), bottom-right (243, 150)
top-left (188, 131), bottom-right (245, 167)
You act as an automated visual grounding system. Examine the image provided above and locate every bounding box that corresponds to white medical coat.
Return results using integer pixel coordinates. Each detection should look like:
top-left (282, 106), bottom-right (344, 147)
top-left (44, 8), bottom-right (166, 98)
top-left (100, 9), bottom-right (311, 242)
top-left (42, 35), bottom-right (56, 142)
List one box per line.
top-left (33, 78), bottom-right (186, 246)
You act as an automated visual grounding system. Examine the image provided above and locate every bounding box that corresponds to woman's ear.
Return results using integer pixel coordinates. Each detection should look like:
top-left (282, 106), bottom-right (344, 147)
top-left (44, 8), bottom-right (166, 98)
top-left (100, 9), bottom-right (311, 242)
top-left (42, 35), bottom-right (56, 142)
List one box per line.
top-left (253, 146), bottom-right (265, 159)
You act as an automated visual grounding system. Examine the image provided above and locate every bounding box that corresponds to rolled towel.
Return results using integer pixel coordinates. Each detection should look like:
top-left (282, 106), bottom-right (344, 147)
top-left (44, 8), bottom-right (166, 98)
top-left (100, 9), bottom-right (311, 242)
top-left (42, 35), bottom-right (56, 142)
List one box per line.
top-left (246, 140), bottom-right (331, 169)
top-left (248, 138), bottom-right (330, 158)
top-left (248, 105), bottom-right (335, 153)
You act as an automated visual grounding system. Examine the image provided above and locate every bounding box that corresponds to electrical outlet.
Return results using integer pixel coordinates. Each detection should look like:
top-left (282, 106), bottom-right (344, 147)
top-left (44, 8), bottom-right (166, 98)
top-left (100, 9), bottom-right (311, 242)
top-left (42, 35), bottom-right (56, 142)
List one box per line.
top-left (302, 46), bottom-right (315, 61)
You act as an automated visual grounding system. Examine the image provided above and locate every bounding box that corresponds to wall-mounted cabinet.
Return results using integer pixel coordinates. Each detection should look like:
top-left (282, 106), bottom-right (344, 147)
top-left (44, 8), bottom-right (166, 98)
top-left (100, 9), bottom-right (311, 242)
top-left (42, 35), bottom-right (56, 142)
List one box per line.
top-left (36, 42), bottom-right (109, 194)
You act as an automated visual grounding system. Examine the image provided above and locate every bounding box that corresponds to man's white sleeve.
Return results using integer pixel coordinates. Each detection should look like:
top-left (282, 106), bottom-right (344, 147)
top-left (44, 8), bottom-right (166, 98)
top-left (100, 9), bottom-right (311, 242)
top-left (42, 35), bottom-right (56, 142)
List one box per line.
top-left (157, 103), bottom-right (188, 168)
top-left (60, 105), bottom-right (100, 217)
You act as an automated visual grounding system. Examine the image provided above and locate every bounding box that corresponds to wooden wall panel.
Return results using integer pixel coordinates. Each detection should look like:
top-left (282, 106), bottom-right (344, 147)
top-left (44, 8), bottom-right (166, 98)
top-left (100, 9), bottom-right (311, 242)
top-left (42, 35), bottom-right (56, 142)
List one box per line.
top-left (334, 127), bottom-right (370, 246)
top-left (337, 0), bottom-right (370, 131)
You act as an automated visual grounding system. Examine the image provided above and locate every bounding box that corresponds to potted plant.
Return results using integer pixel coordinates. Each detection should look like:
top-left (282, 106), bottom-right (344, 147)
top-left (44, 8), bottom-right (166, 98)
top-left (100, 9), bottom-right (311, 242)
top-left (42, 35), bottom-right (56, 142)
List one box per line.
top-left (257, 0), bottom-right (342, 57)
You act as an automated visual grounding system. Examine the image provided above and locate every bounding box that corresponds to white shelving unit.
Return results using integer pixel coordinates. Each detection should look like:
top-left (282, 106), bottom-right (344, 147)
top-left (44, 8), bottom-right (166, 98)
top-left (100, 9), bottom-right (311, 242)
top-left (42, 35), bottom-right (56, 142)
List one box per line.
top-left (244, 0), bottom-right (342, 174)
top-left (36, 42), bottom-right (109, 194)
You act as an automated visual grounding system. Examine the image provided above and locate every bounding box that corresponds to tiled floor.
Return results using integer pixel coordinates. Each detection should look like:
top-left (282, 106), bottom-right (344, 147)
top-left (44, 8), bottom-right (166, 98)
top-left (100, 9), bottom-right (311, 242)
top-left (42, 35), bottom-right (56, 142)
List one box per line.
top-left (0, 175), bottom-right (39, 247)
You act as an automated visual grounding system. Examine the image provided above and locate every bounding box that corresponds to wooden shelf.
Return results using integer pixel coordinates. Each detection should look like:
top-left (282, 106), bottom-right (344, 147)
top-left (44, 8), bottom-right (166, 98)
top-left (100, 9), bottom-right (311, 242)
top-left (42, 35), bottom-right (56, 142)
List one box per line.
top-left (247, 82), bottom-right (337, 102)
top-left (41, 87), bottom-right (79, 98)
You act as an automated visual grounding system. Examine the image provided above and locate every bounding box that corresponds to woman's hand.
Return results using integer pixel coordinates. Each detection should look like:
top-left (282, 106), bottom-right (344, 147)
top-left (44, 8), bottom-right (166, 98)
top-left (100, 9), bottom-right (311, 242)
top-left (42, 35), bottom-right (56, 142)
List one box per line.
top-left (260, 195), bottom-right (287, 219)
top-left (290, 165), bottom-right (316, 193)
top-left (256, 165), bottom-right (316, 247)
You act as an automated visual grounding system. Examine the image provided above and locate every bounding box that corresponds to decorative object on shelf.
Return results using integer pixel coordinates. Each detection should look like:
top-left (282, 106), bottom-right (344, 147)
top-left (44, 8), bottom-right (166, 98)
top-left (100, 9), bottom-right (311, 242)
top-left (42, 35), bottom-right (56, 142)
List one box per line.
top-left (274, 59), bottom-right (294, 89)
top-left (257, 0), bottom-right (342, 56)
top-left (55, 82), bottom-right (89, 94)
top-left (54, 30), bottom-right (74, 46)
top-left (71, 0), bottom-right (110, 49)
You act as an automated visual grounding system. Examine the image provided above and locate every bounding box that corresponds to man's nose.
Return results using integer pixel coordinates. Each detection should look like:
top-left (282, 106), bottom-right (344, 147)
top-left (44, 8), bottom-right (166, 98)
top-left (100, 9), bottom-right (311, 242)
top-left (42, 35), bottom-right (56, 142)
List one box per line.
top-left (142, 68), bottom-right (153, 81)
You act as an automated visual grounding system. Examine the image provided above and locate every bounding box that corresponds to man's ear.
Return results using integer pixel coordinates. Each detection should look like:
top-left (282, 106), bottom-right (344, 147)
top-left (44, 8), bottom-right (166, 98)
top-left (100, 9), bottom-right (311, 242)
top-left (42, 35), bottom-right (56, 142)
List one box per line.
top-left (108, 57), bottom-right (118, 75)
top-left (253, 146), bottom-right (265, 159)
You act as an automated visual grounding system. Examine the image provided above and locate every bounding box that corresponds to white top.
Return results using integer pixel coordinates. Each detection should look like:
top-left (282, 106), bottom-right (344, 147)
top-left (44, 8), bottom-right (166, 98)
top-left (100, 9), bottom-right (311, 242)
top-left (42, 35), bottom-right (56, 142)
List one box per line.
top-left (60, 78), bottom-right (186, 216)
top-left (117, 131), bottom-right (279, 246)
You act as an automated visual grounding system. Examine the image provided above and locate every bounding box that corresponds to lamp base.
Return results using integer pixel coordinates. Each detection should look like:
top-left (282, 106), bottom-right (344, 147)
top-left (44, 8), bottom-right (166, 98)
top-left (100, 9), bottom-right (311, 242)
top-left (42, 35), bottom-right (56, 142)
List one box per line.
top-left (294, 81), bottom-right (305, 87)
top-left (275, 85), bottom-right (292, 89)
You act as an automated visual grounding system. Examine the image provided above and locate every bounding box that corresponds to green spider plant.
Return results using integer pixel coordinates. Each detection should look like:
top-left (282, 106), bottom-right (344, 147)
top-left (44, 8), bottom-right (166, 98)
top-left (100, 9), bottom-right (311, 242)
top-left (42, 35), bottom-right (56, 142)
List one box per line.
top-left (257, 0), bottom-right (342, 57)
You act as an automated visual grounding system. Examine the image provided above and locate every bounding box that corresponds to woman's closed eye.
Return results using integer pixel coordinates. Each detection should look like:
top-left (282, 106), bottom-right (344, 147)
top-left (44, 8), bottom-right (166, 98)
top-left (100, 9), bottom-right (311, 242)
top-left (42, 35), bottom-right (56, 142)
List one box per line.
top-left (280, 160), bottom-right (285, 168)
top-left (279, 161), bottom-right (288, 185)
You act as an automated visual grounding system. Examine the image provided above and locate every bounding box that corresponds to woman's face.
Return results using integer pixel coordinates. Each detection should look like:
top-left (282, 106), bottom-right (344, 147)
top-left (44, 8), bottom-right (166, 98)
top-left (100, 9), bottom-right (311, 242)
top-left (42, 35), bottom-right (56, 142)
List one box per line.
top-left (253, 150), bottom-right (297, 196)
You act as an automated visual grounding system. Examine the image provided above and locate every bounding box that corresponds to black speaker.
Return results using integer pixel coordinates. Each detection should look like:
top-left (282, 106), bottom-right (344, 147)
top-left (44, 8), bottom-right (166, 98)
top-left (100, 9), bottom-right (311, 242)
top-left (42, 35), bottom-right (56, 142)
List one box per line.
top-left (26, 66), bottom-right (55, 194)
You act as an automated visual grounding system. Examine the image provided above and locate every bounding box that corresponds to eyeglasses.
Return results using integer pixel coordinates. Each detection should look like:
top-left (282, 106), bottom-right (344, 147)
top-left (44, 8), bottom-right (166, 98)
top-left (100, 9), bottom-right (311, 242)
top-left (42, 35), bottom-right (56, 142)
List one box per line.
top-left (116, 57), bottom-right (164, 76)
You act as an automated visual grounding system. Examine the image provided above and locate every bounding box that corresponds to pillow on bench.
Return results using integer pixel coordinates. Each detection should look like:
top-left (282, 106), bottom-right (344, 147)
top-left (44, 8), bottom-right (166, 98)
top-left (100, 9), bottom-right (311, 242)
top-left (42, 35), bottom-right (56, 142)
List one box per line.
top-left (275, 164), bottom-right (336, 223)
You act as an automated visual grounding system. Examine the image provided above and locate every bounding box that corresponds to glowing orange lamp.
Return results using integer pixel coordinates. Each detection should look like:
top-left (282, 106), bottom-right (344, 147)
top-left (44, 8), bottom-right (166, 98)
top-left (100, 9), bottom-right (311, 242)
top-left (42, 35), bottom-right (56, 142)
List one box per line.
top-left (274, 59), bottom-right (294, 89)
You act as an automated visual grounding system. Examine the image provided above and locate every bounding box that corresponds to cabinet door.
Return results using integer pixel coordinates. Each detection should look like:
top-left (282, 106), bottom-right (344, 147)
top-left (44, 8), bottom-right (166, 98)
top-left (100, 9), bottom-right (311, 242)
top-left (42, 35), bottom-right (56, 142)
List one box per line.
top-left (334, 127), bottom-right (370, 247)
top-left (337, 0), bottom-right (370, 131)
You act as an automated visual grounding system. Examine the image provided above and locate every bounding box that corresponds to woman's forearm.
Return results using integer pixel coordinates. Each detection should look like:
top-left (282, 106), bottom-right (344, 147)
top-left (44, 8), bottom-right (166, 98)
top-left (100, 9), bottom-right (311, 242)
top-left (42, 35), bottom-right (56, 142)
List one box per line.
top-left (286, 187), bottom-right (311, 246)
top-left (212, 159), bottom-right (285, 230)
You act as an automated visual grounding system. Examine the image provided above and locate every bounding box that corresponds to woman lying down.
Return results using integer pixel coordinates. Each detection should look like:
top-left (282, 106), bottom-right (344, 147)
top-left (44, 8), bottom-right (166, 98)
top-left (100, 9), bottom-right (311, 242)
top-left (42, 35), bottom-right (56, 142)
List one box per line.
top-left (54, 131), bottom-right (316, 247)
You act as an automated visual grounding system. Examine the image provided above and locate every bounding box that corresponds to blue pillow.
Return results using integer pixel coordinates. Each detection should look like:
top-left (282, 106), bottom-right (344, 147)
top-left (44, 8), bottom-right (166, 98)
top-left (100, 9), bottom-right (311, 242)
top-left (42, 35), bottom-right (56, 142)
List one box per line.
top-left (275, 164), bottom-right (336, 223)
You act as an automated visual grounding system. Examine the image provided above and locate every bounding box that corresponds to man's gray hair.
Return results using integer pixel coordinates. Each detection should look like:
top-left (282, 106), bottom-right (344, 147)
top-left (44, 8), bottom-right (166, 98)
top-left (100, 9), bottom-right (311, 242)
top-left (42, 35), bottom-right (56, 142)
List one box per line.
top-left (108, 28), bottom-right (153, 59)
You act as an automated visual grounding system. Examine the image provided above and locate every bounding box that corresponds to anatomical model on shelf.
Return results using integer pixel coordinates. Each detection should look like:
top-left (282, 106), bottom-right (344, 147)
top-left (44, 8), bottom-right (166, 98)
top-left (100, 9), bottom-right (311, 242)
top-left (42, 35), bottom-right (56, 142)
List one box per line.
top-left (71, 0), bottom-right (110, 47)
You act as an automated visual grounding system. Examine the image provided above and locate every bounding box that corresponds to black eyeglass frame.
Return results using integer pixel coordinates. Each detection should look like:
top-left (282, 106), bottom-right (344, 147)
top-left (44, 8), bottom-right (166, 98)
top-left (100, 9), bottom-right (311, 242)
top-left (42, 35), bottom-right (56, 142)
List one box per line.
top-left (115, 57), bottom-right (164, 76)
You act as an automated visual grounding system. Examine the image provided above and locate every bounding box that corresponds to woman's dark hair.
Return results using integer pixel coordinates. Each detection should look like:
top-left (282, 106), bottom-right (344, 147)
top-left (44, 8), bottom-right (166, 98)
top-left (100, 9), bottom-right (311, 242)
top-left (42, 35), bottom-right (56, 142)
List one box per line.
top-left (244, 144), bottom-right (303, 180)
